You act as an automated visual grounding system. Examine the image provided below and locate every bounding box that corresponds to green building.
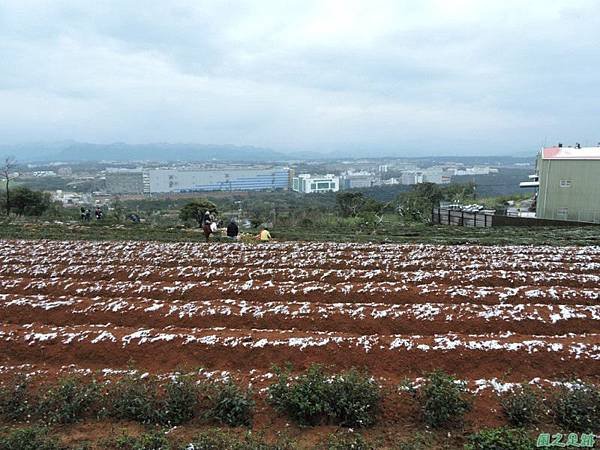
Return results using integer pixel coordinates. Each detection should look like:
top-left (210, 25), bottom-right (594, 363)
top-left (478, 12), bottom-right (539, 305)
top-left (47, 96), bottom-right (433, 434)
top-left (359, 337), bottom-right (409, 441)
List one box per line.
top-left (523, 146), bottom-right (600, 223)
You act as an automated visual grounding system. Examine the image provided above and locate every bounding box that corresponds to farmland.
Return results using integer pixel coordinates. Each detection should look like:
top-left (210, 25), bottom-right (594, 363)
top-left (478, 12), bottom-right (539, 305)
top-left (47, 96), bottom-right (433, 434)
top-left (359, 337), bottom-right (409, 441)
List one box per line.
top-left (0, 239), bottom-right (599, 448)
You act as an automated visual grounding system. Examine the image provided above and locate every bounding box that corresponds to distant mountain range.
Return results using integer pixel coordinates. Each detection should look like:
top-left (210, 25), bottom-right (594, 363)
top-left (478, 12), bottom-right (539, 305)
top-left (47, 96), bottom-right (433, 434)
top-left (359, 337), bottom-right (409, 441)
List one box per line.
top-left (0, 141), bottom-right (535, 163)
top-left (0, 141), bottom-right (305, 162)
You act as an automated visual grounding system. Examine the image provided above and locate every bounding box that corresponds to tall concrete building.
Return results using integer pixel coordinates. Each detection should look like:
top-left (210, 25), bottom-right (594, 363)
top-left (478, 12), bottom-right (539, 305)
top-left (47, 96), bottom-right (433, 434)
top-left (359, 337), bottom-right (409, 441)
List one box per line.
top-left (523, 145), bottom-right (600, 223)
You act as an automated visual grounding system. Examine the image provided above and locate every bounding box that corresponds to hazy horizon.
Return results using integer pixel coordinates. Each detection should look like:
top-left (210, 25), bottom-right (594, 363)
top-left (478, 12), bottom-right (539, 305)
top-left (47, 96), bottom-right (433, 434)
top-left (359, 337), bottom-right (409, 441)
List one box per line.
top-left (1, 140), bottom-right (541, 161)
top-left (2, 1), bottom-right (599, 156)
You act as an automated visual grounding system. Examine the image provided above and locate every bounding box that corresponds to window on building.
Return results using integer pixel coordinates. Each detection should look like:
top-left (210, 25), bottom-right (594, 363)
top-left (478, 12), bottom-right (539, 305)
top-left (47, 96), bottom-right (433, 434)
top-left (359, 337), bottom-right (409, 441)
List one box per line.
top-left (317, 182), bottom-right (331, 189)
top-left (311, 183), bottom-right (316, 189)
top-left (557, 207), bottom-right (569, 219)
top-left (559, 180), bottom-right (572, 188)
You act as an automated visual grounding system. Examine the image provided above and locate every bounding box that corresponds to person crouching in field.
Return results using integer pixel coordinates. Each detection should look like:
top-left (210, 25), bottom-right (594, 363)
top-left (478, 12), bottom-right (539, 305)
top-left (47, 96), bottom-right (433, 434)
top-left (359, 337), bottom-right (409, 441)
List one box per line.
top-left (256, 227), bottom-right (271, 242)
top-left (227, 219), bottom-right (239, 240)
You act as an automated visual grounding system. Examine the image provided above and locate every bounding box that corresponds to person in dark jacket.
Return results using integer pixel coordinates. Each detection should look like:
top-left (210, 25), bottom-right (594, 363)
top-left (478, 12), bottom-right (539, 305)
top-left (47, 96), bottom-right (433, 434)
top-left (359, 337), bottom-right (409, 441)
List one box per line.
top-left (226, 219), bottom-right (239, 240)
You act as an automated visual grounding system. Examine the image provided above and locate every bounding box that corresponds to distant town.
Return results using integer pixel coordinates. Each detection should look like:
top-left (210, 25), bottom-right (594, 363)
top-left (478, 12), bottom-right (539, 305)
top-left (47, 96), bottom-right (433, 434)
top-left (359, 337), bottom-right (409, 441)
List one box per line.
top-left (9, 156), bottom-right (533, 209)
top-left (7, 143), bottom-right (600, 226)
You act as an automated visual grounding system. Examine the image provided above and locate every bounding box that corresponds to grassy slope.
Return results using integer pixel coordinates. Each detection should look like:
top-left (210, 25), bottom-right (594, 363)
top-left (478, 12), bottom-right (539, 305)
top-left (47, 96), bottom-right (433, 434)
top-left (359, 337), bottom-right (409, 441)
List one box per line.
top-left (1, 220), bottom-right (599, 246)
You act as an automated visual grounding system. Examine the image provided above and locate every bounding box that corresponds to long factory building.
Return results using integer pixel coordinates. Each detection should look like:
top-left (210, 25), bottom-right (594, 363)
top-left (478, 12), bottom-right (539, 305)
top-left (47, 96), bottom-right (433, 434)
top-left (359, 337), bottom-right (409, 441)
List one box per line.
top-left (105, 166), bottom-right (291, 194)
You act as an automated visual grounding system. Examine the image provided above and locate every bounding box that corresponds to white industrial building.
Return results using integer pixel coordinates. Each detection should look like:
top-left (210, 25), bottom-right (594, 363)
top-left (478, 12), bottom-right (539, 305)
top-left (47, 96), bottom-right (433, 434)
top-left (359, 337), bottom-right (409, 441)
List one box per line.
top-left (340, 171), bottom-right (380, 189)
top-left (292, 174), bottom-right (339, 193)
top-left (453, 166), bottom-right (499, 176)
top-left (147, 167), bottom-right (290, 193)
top-left (106, 166), bottom-right (291, 194)
top-left (422, 169), bottom-right (452, 184)
top-left (401, 168), bottom-right (452, 185)
top-left (401, 171), bottom-right (424, 185)
top-left (51, 190), bottom-right (93, 207)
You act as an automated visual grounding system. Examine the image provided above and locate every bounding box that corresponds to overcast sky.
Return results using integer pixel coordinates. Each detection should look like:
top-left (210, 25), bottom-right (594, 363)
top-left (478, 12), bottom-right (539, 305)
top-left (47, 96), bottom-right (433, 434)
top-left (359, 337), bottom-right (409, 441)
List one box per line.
top-left (1, 0), bottom-right (599, 155)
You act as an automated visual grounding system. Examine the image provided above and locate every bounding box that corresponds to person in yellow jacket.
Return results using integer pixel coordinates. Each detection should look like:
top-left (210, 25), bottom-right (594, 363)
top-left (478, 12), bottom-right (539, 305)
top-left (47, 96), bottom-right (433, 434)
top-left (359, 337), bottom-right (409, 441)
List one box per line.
top-left (257, 227), bottom-right (272, 242)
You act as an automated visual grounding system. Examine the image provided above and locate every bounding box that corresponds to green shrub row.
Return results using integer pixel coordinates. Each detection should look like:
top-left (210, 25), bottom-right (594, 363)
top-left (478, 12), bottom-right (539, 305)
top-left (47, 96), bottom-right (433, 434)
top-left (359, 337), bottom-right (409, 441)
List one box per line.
top-left (0, 366), bottom-right (383, 429)
top-left (0, 427), bottom-right (361, 450)
top-left (465, 427), bottom-right (534, 450)
top-left (0, 374), bottom-right (253, 427)
top-left (0, 426), bottom-right (540, 450)
top-left (501, 382), bottom-right (600, 432)
top-left (1, 369), bottom-right (598, 434)
top-left (0, 427), bottom-right (63, 450)
top-left (403, 370), bottom-right (600, 432)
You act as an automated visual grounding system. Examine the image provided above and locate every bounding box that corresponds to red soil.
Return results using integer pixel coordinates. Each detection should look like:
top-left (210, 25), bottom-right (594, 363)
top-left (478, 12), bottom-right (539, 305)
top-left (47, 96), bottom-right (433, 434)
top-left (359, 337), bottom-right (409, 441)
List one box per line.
top-left (0, 239), bottom-right (599, 428)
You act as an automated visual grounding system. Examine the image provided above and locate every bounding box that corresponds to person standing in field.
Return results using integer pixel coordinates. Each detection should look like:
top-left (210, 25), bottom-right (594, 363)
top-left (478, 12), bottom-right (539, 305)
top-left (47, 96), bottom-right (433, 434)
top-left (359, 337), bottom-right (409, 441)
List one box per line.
top-left (201, 210), bottom-right (218, 242)
top-left (257, 227), bottom-right (271, 242)
top-left (201, 210), bottom-right (211, 227)
top-left (227, 219), bottom-right (239, 240)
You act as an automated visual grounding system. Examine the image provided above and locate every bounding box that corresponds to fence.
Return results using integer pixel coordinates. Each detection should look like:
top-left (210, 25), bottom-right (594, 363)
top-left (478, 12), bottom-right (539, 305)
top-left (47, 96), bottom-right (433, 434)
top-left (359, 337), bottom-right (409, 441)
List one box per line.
top-left (432, 207), bottom-right (600, 227)
top-left (431, 208), bottom-right (493, 228)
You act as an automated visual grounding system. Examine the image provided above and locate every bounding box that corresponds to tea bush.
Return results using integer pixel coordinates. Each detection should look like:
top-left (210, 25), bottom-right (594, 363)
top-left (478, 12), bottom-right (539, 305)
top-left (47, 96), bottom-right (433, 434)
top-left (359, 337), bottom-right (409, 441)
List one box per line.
top-left (552, 383), bottom-right (600, 432)
top-left (0, 426), bottom-right (64, 450)
top-left (500, 385), bottom-right (543, 427)
top-left (37, 377), bottom-right (100, 424)
top-left (392, 432), bottom-right (434, 450)
top-left (464, 427), bottom-right (534, 450)
top-left (129, 431), bottom-right (171, 450)
top-left (0, 375), bottom-right (35, 422)
top-left (185, 429), bottom-right (296, 450)
top-left (160, 374), bottom-right (201, 426)
top-left (105, 374), bottom-right (161, 424)
top-left (268, 365), bottom-right (331, 426)
top-left (183, 429), bottom-right (233, 450)
top-left (268, 365), bottom-right (380, 427)
top-left (327, 369), bottom-right (381, 427)
top-left (417, 370), bottom-right (471, 428)
top-left (209, 381), bottom-right (254, 427)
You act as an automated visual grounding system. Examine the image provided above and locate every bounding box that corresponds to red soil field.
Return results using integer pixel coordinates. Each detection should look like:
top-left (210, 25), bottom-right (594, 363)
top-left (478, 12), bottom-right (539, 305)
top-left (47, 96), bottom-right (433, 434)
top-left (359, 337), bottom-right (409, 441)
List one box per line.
top-left (1, 239), bottom-right (599, 428)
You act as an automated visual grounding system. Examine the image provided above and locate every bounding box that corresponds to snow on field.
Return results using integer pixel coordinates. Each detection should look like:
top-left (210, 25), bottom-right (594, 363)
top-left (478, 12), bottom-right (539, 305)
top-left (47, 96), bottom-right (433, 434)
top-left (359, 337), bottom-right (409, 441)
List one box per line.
top-left (0, 239), bottom-right (598, 388)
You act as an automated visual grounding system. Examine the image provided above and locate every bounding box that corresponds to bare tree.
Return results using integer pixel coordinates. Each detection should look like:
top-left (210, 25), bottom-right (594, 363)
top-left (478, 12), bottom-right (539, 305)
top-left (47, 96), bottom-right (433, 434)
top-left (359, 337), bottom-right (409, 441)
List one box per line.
top-left (1, 156), bottom-right (17, 216)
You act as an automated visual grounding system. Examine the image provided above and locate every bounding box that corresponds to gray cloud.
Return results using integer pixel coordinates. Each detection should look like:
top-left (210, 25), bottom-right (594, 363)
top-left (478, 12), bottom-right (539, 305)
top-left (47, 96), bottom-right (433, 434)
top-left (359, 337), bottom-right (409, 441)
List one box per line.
top-left (1, 0), bottom-right (599, 155)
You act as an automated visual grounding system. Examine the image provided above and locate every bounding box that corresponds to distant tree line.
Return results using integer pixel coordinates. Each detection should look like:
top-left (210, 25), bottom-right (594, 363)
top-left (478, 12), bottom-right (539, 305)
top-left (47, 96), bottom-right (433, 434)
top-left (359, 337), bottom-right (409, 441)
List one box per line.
top-left (396, 182), bottom-right (476, 222)
top-left (2, 156), bottom-right (53, 217)
top-left (335, 182), bottom-right (476, 223)
top-left (1, 186), bottom-right (53, 217)
top-left (172, 182), bottom-right (478, 231)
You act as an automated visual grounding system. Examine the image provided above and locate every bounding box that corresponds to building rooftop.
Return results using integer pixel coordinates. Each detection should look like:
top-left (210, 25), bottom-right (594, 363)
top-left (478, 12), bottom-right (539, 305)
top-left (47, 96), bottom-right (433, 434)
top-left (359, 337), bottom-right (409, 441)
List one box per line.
top-left (296, 173), bottom-right (337, 179)
top-left (542, 146), bottom-right (600, 160)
